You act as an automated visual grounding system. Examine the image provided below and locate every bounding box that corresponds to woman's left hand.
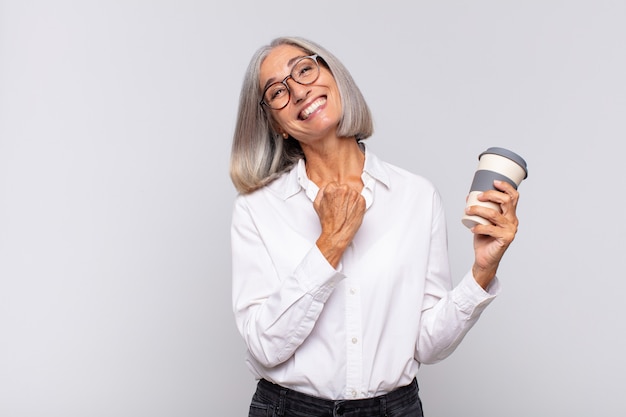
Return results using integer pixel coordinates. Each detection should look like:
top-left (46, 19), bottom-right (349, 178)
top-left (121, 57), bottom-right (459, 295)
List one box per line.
top-left (466, 180), bottom-right (520, 289)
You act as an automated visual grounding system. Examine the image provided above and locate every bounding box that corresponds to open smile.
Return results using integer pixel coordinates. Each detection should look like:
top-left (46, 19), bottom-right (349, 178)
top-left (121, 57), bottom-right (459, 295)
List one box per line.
top-left (299, 97), bottom-right (326, 120)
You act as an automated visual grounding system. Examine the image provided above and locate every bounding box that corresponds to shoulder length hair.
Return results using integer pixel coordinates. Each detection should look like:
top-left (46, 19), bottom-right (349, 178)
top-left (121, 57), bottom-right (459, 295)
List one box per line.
top-left (229, 36), bottom-right (374, 194)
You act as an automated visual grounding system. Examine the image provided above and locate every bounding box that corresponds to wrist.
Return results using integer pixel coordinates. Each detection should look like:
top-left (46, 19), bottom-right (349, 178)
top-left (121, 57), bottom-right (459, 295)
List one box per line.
top-left (472, 263), bottom-right (497, 290)
top-left (316, 234), bottom-right (349, 269)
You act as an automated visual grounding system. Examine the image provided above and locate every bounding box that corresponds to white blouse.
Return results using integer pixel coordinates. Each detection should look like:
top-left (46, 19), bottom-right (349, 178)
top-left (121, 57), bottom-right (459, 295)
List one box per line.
top-left (231, 143), bottom-right (499, 400)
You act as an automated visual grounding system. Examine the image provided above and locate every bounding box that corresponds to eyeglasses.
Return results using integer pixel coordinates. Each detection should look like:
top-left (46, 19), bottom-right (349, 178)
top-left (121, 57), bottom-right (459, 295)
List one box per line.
top-left (260, 54), bottom-right (321, 110)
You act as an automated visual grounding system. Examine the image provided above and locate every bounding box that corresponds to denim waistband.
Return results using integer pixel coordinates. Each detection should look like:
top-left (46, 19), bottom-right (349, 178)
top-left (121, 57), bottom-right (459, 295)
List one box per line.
top-left (254, 378), bottom-right (420, 416)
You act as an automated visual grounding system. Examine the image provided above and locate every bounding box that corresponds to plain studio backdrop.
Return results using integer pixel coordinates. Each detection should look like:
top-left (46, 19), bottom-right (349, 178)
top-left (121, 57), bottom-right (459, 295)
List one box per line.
top-left (1, 1), bottom-right (625, 416)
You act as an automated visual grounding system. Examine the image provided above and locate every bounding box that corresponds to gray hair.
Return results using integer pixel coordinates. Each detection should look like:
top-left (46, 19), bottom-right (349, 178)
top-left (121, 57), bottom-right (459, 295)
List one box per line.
top-left (229, 36), bottom-right (374, 194)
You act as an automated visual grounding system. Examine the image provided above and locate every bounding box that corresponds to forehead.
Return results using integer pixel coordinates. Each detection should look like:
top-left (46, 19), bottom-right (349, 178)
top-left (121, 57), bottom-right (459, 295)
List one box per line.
top-left (259, 44), bottom-right (307, 87)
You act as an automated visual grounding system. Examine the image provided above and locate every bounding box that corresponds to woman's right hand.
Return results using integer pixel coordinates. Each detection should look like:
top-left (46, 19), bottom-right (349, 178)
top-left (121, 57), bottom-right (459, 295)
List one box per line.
top-left (313, 182), bottom-right (366, 268)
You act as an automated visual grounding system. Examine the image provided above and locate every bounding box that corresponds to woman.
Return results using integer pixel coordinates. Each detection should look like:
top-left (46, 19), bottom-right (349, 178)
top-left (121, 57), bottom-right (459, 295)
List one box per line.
top-left (230, 36), bottom-right (520, 417)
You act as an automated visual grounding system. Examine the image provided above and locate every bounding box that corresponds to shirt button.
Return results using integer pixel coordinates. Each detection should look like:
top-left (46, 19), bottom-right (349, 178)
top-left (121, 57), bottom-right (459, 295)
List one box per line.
top-left (351, 390), bottom-right (358, 397)
top-left (351, 337), bottom-right (358, 344)
top-left (350, 288), bottom-right (357, 295)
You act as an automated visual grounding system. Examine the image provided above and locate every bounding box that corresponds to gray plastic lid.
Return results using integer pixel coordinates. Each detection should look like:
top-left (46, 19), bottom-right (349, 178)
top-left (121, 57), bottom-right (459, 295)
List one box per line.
top-left (479, 147), bottom-right (528, 179)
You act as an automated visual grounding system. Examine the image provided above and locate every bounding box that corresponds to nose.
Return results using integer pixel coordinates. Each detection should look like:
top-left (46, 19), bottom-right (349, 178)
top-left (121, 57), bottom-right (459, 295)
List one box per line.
top-left (286, 78), bottom-right (310, 104)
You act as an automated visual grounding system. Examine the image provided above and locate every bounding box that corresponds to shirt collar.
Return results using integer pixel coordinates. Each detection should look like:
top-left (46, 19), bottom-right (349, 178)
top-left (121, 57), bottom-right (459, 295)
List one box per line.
top-left (268, 141), bottom-right (391, 201)
top-left (360, 142), bottom-right (391, 189)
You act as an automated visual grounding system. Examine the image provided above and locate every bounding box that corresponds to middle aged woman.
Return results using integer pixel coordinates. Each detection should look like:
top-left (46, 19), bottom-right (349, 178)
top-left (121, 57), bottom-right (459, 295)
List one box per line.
top-left (230, 36), bottom-right (520, 417)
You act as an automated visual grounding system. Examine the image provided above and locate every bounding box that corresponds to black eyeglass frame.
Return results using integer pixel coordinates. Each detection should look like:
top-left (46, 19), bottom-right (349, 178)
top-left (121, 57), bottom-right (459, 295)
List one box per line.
top-left (259, 54), bottom-right (321, 110)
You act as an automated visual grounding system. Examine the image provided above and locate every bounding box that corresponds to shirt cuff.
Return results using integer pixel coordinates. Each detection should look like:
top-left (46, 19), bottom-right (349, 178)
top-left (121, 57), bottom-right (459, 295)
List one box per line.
top-left (294, 245), bottom-right (346, 302)
top-left (451, 271), bottom-right (501, 317)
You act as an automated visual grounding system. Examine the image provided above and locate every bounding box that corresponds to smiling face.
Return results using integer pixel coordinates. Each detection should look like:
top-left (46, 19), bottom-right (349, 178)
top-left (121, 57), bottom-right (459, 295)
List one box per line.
top-left (259, 44), bottom-right (343, 145)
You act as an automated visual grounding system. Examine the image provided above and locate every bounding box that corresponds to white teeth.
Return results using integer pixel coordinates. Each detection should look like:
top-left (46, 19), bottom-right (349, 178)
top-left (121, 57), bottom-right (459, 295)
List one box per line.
top-left (301, 98), bottom-right (326, 119)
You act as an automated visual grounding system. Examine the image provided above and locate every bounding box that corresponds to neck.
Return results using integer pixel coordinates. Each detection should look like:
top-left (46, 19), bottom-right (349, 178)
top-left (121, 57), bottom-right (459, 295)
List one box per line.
top-left (301, 137), bottom-right (365, 190)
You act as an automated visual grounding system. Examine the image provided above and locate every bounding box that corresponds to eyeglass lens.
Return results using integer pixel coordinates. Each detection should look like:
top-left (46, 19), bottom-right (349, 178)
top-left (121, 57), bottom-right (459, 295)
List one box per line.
top-left (263, 57), bottom-right (319, 109)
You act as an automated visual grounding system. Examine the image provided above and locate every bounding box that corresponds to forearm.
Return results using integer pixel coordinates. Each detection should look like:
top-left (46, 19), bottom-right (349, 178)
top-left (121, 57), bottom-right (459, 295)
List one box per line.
top-left (416, 271), bottom-right (499, 364)
top-left (234, 246), bottom-right (344, 368)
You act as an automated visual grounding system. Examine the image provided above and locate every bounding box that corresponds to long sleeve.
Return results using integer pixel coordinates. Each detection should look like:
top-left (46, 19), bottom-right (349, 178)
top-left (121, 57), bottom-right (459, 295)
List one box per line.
top-left (414, 192), bottom-right (499, 364)
top-left (231, 195), bottom-right (344, 368)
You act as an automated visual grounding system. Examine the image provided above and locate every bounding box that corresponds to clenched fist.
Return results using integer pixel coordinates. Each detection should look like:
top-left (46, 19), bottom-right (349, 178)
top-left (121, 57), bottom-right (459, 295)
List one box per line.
top-left (313, 182), bottom-right (366, 268)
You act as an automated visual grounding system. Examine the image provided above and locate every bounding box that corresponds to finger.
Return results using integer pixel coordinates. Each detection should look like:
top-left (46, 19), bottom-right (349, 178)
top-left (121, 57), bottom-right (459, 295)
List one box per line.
top-left (467, 202), bottom-right (517, 230)
top-left (466, 204), bottom-right (500, 230)
top-left (477, 190), bottom-right (519, 217)
top-left (493, 180), bottom-right (520, 202)
top-left (493, 179), bottom-right (515, 193)
top-left (471, 217), bottom-right (516, 247)
top-left (348, 193), bottom-right (366, 216)
top-left (317, 184), bottom-right (354, 219)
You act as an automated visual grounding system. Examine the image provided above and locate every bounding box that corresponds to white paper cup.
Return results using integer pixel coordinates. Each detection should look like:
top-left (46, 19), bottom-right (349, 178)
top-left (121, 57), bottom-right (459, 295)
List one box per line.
top-left (462, 147), bottom-right (528, 228)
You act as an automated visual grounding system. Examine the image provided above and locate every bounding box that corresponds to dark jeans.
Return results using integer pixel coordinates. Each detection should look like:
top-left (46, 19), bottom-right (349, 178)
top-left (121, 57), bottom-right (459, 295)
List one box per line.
top-left (248, 378), bottom-right (424, 417)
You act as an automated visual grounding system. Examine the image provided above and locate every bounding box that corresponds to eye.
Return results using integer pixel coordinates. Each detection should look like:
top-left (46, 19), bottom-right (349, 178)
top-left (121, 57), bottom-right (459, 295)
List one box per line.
top-left (295, 63), bottom-right (314, 79)
top-left (266, 84), bottom-right (287, 101)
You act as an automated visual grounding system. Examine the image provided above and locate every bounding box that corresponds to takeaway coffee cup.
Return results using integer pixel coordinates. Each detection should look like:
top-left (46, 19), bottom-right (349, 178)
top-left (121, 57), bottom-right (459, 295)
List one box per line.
top-left (462, 147), bottom-right (528, 228)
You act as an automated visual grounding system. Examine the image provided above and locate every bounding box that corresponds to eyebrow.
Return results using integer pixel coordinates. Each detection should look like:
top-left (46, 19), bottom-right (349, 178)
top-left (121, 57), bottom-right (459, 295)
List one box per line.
top-left (261, 55), bottom-right (308, 92)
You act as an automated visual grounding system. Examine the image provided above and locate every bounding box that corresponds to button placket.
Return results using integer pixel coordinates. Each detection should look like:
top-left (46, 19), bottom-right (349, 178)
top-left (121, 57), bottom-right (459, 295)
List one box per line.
top-left (344, 263), bottom-right (363, 397)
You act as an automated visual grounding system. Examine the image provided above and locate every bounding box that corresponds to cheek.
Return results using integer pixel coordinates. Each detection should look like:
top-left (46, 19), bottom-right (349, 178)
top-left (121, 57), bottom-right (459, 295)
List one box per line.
top-left (330, 91), bottom-right (343, 118)
top-left (329, 83), bottom-right (343, 113)
top-left (334, 95), bottom-right (343, 115)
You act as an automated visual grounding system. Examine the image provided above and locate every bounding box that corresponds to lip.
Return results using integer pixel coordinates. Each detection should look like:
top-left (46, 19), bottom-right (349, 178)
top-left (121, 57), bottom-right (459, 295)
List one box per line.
top-left (298, 96), bottom-right (327, 120)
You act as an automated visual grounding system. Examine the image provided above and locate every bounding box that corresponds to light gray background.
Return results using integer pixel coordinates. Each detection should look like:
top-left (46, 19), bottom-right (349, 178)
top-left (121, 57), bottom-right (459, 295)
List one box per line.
top-left (1, 1), bottom-right (624, 416)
